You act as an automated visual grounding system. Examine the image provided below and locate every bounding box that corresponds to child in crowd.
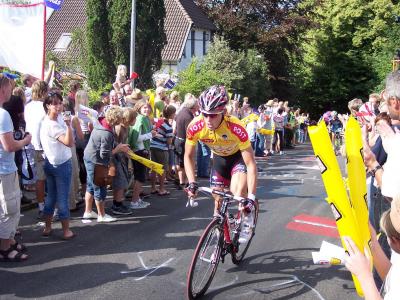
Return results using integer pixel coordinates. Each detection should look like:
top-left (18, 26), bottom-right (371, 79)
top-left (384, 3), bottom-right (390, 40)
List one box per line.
top-left (150, 105), bottom-right (176, 196)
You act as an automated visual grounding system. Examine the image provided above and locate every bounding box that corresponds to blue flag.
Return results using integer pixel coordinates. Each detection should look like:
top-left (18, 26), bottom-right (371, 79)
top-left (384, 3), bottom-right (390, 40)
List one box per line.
top-left (45, 0), bottom-right (64, 10)
top-left (164, 79), bottom-right (176, 90)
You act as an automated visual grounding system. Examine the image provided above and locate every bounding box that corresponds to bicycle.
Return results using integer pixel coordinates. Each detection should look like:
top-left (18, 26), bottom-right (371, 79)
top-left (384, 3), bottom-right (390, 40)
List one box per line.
top-left (186, 187), bottom-right (259, 299)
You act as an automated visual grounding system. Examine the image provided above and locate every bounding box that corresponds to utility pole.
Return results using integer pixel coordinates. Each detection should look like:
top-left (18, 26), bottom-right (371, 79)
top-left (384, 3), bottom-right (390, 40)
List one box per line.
top-left (130, 0), bottom-right (136, 87)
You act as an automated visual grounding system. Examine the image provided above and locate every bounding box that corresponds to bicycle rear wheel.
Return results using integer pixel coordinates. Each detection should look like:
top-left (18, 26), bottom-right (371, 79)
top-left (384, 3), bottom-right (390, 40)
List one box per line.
top-left (231, 200), bottom-right (259, 264)
top-left (187, 218), bottom-right (223, 299)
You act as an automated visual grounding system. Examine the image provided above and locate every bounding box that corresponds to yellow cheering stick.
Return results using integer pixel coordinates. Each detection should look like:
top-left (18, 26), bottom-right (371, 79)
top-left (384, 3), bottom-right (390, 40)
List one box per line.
top-left (241, 113), bottom-right (259, 126)
top-left (257, 128), bottom-right (274, 135)
top-left (345, 117), bottom-right (372, 263)
top-left (126, 150), bottom-right (164, 176)
top-left (308, 120), bottom-right (365, 297)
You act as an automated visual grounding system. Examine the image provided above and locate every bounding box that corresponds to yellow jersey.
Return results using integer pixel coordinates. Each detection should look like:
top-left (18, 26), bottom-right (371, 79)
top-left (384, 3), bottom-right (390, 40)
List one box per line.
top-left (186, 115), bottom-right (251, 156)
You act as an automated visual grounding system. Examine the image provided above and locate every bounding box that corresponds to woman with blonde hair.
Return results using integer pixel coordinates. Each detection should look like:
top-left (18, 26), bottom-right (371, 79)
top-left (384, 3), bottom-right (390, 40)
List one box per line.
top-left (83, 106), bottom-right (130, 222)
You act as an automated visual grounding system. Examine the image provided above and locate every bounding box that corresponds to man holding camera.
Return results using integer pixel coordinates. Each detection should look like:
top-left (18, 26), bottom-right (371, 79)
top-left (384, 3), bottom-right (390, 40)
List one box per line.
top-left (0, 73), bottom-right (32, 261)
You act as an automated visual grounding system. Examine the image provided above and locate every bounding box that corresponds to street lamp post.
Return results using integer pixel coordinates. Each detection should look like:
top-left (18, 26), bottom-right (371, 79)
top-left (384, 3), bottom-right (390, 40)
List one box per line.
top-left (130, 0), bottom-right (136, 87)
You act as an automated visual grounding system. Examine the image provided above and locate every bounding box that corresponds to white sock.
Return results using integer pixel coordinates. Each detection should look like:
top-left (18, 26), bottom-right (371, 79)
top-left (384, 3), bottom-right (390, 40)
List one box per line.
top-left (38, 202), bottom-right (45, 211)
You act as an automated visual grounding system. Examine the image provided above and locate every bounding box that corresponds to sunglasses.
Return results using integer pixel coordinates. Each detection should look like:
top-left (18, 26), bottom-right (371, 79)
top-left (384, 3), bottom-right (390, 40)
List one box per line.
top-left (202, 112), bottom-right (221, 118)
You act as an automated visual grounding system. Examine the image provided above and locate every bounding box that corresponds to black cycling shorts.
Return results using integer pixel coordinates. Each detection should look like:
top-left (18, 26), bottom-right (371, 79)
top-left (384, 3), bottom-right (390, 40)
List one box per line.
top-left (210, 151), bottom-right (247, 188)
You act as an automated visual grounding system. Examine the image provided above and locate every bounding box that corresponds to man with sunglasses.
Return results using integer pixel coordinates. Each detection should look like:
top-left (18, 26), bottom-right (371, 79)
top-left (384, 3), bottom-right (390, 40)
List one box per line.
top-left (184, 85), bottom-right (258, 243)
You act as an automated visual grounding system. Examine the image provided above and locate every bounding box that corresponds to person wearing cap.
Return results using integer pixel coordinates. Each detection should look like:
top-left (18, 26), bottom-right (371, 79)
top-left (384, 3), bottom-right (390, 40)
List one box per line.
top-left (125, 88), bottom-right (148, 108)
top-left (0, 73), bottom-right (32, 261)
top-left (344, 194), bottom-right (400, 299)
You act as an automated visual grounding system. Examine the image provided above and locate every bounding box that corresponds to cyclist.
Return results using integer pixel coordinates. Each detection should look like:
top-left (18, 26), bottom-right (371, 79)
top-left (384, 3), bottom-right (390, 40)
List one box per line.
top-left (329, 111), bottom-right (343, 151)
top-left (184, 85), bottom-right (258, 243)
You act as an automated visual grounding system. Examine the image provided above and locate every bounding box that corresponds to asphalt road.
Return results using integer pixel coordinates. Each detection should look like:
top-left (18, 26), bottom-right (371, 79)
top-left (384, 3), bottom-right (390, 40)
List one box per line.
top-left (0, 143), bottom-right (359, 300)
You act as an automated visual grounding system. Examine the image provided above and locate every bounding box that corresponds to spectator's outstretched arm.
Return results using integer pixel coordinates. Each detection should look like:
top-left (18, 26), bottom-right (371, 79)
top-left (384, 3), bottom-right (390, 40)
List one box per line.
top-left (363, 137), bottom-right (382, 188)
top-left (344, 236), bottom-right (382, 300)
top-left (43, 60), bottom-right (55, 83)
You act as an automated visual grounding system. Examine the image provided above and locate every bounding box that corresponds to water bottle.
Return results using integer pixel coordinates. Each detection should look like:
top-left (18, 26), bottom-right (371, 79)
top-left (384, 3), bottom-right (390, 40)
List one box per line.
top-left (228, 213), bottom-right (235, 231)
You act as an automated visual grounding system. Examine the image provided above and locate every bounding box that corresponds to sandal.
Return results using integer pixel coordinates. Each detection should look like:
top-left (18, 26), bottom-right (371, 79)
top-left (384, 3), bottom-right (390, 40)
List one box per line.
top-left (62, 233), bottom-right (76, 241)
top-left (11, 241), bottom-right (27, 252)
top-left (42, 229), bottom-right (52, 237)
top-left (0, 247), bottom-right (28, 262)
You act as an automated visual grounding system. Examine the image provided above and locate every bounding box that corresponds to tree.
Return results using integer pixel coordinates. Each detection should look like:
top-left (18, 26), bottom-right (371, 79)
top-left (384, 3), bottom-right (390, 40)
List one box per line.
top-left (176, 36), bottom-right (271, 104)
top-left (109, 0), bottom-right (167, 89)
top-left (195, 0), bottom-right (313, 99)
top-left (85, 0), bottom-right (114, 90)
top-left (291, 0), bottom-right (400, 116)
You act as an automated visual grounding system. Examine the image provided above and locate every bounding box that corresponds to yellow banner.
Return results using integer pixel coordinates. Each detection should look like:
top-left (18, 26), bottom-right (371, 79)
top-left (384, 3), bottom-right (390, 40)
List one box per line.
top-left (127, 150), bottom-right (164, 176)
top-left (308, 121), bottom-right (364, 297)
top-left (257, 128), bottom-right (274, 135)
top-left (345, 117), bottom-right (372, 262)
top-left (241, 113), bottom-right (259, 126)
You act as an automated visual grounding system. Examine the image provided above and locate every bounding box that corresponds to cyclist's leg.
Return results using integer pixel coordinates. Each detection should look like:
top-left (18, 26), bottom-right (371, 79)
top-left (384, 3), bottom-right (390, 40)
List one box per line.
top-left (210, 155), bottom-right (230, 216)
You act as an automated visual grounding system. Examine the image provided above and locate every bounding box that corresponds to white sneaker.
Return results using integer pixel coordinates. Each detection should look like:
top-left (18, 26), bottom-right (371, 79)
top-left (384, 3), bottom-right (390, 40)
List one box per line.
top-left (83, 211), bottom-right (98, 219)
top-left (130, 200), bottom-right (148, 209)
top-left (97, 214), bottom-right (117, 223)
top-left (138, 199), bottom-right (150, 207)
top-left (279, 151), bottom-right (284, 155)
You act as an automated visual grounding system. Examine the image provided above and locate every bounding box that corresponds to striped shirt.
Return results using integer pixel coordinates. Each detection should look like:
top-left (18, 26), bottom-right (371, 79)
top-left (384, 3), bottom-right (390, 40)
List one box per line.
top-left (150, 119), bottom-right (173, 151)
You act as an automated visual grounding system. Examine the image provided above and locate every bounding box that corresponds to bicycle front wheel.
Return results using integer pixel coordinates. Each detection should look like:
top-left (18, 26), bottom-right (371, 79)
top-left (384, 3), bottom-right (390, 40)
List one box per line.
top-left (231, 200), bottom-right (259, 264)
top-left (187, 218), bottom-right (223, 299)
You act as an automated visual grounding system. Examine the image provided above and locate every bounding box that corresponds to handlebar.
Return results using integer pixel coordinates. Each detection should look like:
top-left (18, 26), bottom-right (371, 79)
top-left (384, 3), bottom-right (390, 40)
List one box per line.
top-left (186, 187), bottom-right (246, 207)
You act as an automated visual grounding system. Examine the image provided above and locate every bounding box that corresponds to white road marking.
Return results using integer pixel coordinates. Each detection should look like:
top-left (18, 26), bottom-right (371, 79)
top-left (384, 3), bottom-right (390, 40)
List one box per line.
top-left (135, 258), bottom-right (175, 281)
top-left (246, 275), bottom-right (326, 300)
top-left (120, 256), bottom-right (175, 281)
top-left (293, 219), bottom-right (336, 229)
top-left (182, 217), bottom-right (213, 221)
top-left (296, 165), bottom-right (320, 170)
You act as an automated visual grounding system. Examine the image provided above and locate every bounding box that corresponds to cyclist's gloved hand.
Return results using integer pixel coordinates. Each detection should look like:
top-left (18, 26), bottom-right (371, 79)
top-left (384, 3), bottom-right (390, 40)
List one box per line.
top-left (185, 182), bottom-right (199, 197)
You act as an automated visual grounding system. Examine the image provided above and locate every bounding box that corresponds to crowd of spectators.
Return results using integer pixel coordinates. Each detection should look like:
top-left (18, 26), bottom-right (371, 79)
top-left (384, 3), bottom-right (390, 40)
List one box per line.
top-left (0, 63), bottom-right (312, 261)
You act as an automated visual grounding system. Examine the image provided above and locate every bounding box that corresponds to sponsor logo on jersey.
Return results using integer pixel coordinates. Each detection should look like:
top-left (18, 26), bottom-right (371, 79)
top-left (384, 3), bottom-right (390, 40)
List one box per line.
top-left (187, 119), bottom-right (205, 140)
top-left (228, 122), bottom-right (248, 142)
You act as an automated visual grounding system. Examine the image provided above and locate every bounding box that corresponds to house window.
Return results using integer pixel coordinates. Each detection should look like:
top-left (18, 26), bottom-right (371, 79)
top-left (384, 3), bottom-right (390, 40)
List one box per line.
top-left (203, 31), bottom-right (209, 55)
top-left (191, 30), bottom-right (195, 57)
top-left (53, 33), bottom-right (72, 51)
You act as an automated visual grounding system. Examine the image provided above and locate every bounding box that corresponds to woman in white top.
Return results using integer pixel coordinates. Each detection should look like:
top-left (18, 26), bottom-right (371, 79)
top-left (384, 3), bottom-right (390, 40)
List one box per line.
top-left (40, 92), bottom-right (75, 240)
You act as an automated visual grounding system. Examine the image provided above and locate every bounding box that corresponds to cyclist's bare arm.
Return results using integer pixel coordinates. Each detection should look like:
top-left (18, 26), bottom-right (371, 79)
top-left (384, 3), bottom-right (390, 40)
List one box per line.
top-left (184, 142), bottom-right (197, 196)
top-left (241, 147), bottom-right (257, 196)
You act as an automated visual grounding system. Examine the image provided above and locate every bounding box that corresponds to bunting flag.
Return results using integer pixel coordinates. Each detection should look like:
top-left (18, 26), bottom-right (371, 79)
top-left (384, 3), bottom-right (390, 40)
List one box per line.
top-left (0, 1), bottom-right (45, 78)
top-left (164, 79), bottom-right (176, 90)
top-left (45, 0), bottom-right (64, 10)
